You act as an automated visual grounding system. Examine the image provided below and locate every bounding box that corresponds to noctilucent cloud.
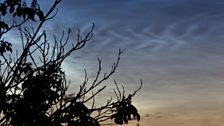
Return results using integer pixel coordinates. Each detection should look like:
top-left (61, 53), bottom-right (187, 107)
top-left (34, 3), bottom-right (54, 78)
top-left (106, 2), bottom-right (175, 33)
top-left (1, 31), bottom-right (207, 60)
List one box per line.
top-left (14, 0), bottom-right (224, 124)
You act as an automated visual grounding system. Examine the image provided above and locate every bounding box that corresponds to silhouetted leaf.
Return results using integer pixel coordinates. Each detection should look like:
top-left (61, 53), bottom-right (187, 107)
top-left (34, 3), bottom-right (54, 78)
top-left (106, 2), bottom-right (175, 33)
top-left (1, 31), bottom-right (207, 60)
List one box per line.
top-left (0, 21), bottom-right (9, 30)
top-left (36, 10), bottom-right (44, 21)
top-left (27, 8), bottom-right (36, 21)
top-left (14, 6), bottom-right (22, 17)
top-left (0, 3), bottom-right (7, 16)
top-left (9, 5), bottom-right (14, 13)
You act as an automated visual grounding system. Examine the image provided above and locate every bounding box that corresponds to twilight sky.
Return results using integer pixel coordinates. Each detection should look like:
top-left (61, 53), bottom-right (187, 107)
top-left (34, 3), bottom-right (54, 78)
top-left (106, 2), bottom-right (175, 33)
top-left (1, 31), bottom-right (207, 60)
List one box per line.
top-left (10, 0), bottom-right (224, 125)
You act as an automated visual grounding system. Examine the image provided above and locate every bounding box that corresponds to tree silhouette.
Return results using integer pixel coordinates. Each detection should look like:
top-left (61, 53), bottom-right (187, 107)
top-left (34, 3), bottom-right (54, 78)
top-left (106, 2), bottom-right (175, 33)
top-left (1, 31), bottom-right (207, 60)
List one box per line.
top-left (0, 0), bottom-right (142, 126)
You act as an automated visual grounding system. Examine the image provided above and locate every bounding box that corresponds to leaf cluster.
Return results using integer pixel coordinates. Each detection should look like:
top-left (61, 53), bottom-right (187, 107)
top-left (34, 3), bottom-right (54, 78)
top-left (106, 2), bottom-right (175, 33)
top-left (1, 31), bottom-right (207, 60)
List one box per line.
top-left (111, 95), bottom-right (140, 125)
top-left (110, 81), bottom-right (142, 125)
top-left (0, 40), bottom-right (12, 54)
top-left (0, 0), bottom-right (44, 21)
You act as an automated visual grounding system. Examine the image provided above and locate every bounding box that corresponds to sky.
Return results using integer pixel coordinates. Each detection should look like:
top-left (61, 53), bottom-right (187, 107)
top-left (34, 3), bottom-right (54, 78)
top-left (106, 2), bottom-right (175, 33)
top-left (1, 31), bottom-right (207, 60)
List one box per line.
top-left (7, 0), bottom-right (224, 125)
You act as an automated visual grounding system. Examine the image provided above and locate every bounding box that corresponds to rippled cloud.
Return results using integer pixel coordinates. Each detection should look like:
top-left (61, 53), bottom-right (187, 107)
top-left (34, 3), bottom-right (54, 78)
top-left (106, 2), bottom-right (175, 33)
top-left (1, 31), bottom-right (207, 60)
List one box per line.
top-left (13, 0), bottom-right (224, 119)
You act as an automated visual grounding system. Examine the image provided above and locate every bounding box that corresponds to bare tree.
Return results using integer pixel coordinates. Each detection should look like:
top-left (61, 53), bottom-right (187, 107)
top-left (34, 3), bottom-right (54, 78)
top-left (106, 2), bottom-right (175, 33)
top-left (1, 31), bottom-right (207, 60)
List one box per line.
top-left (0, 0), bottom-right (142, 126)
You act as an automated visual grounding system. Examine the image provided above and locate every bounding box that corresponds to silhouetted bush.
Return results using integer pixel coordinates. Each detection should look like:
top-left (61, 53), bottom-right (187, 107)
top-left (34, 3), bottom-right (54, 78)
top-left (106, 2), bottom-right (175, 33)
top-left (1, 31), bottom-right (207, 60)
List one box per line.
top-left (0, 0), bottom-right (142, 125)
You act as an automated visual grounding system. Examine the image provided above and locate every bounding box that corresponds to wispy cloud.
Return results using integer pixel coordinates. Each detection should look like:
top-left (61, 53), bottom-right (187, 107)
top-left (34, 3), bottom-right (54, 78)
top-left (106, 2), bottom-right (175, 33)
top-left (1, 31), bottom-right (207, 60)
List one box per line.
top-left (6, 1), bottom-right (223, 121)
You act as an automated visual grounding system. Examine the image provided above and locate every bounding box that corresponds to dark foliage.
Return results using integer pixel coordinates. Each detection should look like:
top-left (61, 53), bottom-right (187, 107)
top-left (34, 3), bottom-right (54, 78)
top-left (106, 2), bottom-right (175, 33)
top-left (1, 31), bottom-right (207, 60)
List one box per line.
top-left (111, 95), bottom-right (141, 125)
top-left (0, 0), bottom-right (142, 126)
top-left (0, 0), bottom-right (44, 21)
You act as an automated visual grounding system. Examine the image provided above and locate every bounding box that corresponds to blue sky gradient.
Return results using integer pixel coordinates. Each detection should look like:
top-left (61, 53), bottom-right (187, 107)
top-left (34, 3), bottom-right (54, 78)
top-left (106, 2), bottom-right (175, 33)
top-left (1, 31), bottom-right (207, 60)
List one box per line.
top-left (8, 0), bottom-right (224, 125)
top-left (50, 0), bottom-right (224, 117)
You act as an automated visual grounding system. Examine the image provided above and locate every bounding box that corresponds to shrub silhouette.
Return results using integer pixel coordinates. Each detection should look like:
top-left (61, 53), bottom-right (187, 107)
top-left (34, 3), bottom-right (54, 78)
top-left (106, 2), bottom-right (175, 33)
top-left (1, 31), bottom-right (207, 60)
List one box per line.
top-left (0, 0), bottom-right (142, 125)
